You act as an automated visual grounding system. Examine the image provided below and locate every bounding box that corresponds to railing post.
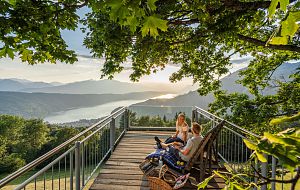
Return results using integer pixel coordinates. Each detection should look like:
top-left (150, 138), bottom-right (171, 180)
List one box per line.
top-left (261, 154), bottom-right (268, 190)
top-left (253, 158), bottom-right (258, 190)
top-left (271, 156), bottom-right (276, 190)
top-left (75, 141), bottom-right (81, 190)
top-left (110, 117), bottom-right (116, 152)
top-left (192, 109), bottom-right (198, 123)
top-left (70, 151), bottom-right (74, 190)
top-left (81, 142), bottom-right (85, 186)
top-left (125, 109), bottom-right (129, 131)
top-left (192, 109), bottom-right (195, 122)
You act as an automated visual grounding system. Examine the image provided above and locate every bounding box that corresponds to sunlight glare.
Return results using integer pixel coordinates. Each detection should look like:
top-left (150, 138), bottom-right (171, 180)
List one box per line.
top-left (152, 94), bottom-right (176, 99)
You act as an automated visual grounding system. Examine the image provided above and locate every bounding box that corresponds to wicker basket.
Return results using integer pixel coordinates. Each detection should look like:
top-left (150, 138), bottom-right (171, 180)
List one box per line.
top-left (140, 159), bottom-right (157, 175)
top-left (148, 176), bottom-right (173, 190)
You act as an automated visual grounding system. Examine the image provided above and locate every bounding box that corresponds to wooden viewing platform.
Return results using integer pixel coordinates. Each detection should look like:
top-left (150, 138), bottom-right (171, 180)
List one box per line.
top-left (90, 131), bottom-right (226, 190)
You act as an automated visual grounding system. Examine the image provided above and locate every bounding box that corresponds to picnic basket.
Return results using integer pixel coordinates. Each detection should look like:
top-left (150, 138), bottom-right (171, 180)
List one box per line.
top-left (148, 176), bottom-right (173, 190)
top-left (147, 164), bottom-right (176, 190)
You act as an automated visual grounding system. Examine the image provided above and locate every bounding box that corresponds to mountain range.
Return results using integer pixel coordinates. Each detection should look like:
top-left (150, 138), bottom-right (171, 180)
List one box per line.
top-left (132, 62), bottom-right (299, 112)
top-left (0, 79), bottom-right (56, 92)
top-left (0, 78), bottom-right (191, 94)
top-left (0, 62), bottom-right (298, 121)
top-left (0, 91), bottom-right (165, 118)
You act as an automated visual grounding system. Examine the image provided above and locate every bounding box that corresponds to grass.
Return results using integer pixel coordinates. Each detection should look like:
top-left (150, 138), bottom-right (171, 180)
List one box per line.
top-left (0, 166), bottom-right (99, 190)
top-left (222, 162), bottom-right (300, 190)
top-left (275, 172), bottom-right (300, 190)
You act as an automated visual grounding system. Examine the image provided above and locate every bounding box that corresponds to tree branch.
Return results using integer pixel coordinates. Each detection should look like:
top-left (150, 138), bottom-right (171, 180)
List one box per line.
top-left (169, 19), bottom-right (199, 25)
top-left (237, 34), bottom-right (300, 53)
top-left (222, 0), bottom-right (271, 10)
top-left (38, 0), bottom-right (88, 9)
top-left (168, 11), bottom-right (192, 22)
top-left (221, 0), bottom-right (298, 11)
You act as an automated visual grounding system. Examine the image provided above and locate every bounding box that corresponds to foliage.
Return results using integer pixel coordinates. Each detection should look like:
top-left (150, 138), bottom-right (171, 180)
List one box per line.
top-left (0, 115), bottom-right (81, 174)
top-left (130, 112), bottom-right (174, 127)
top-left (245, 128), bottom-right (300, 172)
top-left (0, 1), bottom-right (299, 92)
top-left (129, 111), bottom-right (191, 127)
top-left (267, 0), bottom-right (300, 45)
top-left (0, 0), bottom-right (79, 64)
top-left (209, 70), bottom-right (300, 134)
top-left (197, 113), bottom-right (300, 190)
top-left (1, 0), bottom-right (299, 138)
top-left (270, 112), bottom-right (300, 126)
top-left (0, 153), bottom-right (26, 173)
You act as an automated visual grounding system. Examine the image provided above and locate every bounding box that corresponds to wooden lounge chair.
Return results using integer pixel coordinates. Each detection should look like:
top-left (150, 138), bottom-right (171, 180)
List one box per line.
top-left (167, 120), bottom-right (225, 182)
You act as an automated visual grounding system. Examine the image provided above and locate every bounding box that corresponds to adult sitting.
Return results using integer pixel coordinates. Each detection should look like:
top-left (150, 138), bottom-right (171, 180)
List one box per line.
top-left (155, 122), bottom-right (203, 162)
top-left (155, 113), bottom-right (189, 148)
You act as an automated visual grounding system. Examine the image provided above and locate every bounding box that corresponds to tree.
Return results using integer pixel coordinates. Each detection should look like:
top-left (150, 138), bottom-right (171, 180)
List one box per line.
top-left (1, 1), bottom-right (298, 90)
top-left (1, 0), bottom-right (299, 130)
top-left (83, 0), bottom-right (299, 94)
top-left (17, 119), bottom-right (49, 162)
top-left (163, 115), bottom-right (167, 123)
top-left (0, 115), bottom-right (24, 157)
top-left (0, 115), bottom-right (25, 173)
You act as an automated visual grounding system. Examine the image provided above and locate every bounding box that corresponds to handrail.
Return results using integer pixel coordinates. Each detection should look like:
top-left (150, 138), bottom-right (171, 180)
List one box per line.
top-left (194, 106), bottom-right (260, 138)
top-left (0, 106), bottom-right (126, 188)
top-left (15, 147), bottom-right (75, 190)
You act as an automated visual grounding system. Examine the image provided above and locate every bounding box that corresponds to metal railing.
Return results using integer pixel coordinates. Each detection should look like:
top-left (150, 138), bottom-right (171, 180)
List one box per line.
top-left (0, 107), bottom-right (128, 190)
top-left (193, 106), bottom-right (297, 190)
top-left (1, 105), bottom-right (297, 190)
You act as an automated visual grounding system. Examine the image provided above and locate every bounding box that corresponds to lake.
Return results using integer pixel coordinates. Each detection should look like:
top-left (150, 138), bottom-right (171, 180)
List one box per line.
top-left (44, 99), bottom-right (146, 123)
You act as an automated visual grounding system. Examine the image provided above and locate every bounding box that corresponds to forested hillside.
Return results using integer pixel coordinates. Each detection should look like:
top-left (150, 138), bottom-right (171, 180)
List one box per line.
top-left (0, 115), bottom-right (81, 174)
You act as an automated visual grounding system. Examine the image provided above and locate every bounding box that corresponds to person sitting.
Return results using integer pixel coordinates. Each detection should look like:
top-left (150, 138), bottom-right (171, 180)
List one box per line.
top-left (155, 113), bottom-right (189, 148)
top-left (155, 122), bottom-right (203, 162)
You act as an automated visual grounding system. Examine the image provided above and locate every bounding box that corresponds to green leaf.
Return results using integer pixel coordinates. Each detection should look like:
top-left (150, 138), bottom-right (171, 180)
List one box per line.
top-left (280, 0), bottom-right (289, 12)
top-left (223, 163), bottom-right (233, 173)
top-left (278, 128), bottom-right (296, 135)
top-left (6, 47), bottom-right (14, 59)
top-left (255, 151), bottom-right (267, 162)
top-left (233, 184), bottom-right (245, 190)
top-left (243, 139), bottom-right (257, 150)
top-left (268, 0), bottom-right (279, 19)
top-left (147, 0), bottom-right (158, 11)
top-left (0, 48), bottom-right (6, 57)
top-left (106, 0), bottom-right (128, 21)
top-left (269, 36), bottom-right (288, 45)
top-left (6, 0), bottom-right (16, 6)
top-left (197, 174), bottom-right (214, 189)
top-left (21, 49), bottom-right (30, 61)
top-left (213, 170), bottom-right (227, 180)
top-left (264, 132), bottom-right (285, 144)
top-left (126, 16), bottom-right (139, 32)
top-left (281, 15), bottom-right (300, 37)
top-left (141, 16), bottom-right (168, 37)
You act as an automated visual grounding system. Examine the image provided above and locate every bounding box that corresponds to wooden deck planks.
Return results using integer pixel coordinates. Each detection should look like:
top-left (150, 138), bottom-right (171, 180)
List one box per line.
top-left (90, 131), bottom-right (225, 190)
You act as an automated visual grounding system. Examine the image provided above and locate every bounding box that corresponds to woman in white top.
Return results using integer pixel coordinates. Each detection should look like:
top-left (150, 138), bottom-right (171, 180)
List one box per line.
top-left (174, 113), bottom-right (189, 142)
top-left (157, 113), bottom-right (189, 145)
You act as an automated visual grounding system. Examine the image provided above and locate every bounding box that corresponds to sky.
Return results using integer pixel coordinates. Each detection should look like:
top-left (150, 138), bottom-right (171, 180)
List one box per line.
top-left (0, 55), bottom-right (250, 84)
top-left (0, 7), bottom-right (250, 84)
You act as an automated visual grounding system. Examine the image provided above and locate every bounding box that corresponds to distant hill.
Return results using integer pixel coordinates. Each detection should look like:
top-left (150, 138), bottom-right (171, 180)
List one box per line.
top-left (21, 79), bottom-right (189, 94)
top-left (0, 79), bottom-right (54, 91)
top-left (133, 62), bottom-right (299, 113)
top-left (0, 91), bottom-right (165, 118)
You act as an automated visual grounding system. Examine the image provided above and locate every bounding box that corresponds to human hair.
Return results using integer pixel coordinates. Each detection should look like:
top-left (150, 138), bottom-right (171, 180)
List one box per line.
top-left (191, 122), bottom-right (202, 134)
top-left (176, 113), bottom-right (186, 126)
